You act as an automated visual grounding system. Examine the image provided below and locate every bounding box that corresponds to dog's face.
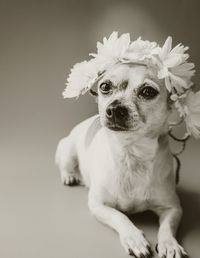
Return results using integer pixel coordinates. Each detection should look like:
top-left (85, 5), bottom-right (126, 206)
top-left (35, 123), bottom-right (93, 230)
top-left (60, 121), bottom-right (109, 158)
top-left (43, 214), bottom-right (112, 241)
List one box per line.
top-left (97, 63), bottom-right (170, 137)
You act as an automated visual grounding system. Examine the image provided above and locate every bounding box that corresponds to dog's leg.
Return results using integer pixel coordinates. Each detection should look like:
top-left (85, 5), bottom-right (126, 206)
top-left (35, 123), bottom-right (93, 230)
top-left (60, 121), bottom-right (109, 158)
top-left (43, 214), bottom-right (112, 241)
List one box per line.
top-left (155, 202), bottom-right (188, 258)
top-left (88, 191), bottom-right (152, 257)
top-left (55, 136), bottom-right (82, 186)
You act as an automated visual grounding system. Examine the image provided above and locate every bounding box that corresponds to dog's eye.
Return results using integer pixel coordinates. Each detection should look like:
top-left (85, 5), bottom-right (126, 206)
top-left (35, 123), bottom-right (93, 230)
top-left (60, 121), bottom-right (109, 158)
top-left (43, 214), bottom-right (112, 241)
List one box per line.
top-left (99, 82), bottom-right (112, 94)
top-left (138, 85), bottom-right (159, 100)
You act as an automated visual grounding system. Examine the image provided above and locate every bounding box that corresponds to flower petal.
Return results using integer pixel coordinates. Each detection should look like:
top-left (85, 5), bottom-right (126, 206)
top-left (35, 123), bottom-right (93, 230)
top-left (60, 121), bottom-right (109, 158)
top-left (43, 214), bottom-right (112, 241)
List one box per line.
top-left (63, 60), bottom-right (99, 98)
top-left (160, 36), bottom-right (172, 60)
top-left (179, 91), bottom-right (200, 138)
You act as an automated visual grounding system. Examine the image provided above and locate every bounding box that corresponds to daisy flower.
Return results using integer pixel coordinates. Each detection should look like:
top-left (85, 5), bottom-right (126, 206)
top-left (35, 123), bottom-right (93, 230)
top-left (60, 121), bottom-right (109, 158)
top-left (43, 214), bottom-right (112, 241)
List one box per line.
top-left (184, 91), bottom-right (200, 138)
top-left (63, 60), bottom-right (99, 98)
top-left (90, 31), bottom-right (131, 70)
top-left (157, 36), bottom-right (195, 93)
top-left (121, 37), bottom-right (158, 65)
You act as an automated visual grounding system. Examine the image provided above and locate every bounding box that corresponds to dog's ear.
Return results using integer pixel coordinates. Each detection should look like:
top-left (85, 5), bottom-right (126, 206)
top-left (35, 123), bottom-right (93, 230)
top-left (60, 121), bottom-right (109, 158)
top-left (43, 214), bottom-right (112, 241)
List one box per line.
top-left (89, 81), bottom-right (99, 99)
top-left (89, 89), bottom-right (98, 103)
top-left (89, 89), bottom-right (98, 97)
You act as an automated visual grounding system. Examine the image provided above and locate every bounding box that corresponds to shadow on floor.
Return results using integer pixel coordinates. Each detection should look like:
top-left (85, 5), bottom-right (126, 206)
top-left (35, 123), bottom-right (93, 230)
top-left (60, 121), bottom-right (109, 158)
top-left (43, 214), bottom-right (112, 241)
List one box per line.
top-left (177, 187), bottom-right (200, 242)
top-left (128, 210), bottom-right (158, 228)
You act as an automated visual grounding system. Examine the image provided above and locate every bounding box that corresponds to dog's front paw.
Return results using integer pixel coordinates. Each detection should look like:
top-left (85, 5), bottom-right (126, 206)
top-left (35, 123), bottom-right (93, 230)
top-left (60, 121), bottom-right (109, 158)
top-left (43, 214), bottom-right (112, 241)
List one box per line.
top-left (120, 229), bottom-right (152, 257)
top-left (60, 171), bottom-right (83, 186)
top-left (156, 237), bottom-right (188, 258)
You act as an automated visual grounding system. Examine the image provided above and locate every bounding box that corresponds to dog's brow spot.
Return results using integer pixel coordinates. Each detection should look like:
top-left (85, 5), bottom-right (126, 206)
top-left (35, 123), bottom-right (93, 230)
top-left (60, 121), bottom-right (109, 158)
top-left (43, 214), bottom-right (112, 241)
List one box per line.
top-left (119, 80), bottom-right (128, 90)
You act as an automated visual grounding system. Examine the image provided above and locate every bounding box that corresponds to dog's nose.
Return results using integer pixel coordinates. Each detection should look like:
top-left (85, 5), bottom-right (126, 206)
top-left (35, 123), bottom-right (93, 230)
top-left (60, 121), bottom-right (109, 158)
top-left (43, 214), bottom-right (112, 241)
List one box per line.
top-left (106, 103), bottom-right (129, 121)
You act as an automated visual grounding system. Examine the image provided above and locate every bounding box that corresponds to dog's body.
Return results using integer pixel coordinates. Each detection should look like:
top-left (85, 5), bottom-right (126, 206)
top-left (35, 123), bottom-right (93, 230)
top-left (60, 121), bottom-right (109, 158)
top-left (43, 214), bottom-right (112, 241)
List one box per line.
top-left (56, 114), bottom-right (176, 213)
top-left (56, 64), bottom-right (187, 258)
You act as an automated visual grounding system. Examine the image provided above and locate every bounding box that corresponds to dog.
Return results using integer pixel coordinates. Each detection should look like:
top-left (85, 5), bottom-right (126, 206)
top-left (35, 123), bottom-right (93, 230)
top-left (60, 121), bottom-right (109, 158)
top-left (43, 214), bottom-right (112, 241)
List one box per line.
top-left (55, 62), bottom-right (188, 258)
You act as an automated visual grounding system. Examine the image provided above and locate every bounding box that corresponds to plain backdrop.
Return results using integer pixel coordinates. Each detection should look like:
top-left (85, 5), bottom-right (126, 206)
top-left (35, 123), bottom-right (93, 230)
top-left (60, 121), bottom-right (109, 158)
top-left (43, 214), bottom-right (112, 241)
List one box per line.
top-left (0, 1), bottom-right (200, 258)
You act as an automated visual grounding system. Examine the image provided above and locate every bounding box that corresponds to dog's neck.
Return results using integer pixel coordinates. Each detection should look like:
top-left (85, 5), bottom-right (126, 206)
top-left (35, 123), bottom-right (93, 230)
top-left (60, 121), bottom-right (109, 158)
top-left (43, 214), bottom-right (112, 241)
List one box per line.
top-left (104, 128), bottom-right (167, 161)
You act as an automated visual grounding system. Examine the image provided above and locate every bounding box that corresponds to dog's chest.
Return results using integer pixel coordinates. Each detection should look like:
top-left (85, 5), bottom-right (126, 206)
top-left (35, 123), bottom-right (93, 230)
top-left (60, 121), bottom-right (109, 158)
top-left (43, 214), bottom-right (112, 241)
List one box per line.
top-left (107, 145), bottom-right (156, 212)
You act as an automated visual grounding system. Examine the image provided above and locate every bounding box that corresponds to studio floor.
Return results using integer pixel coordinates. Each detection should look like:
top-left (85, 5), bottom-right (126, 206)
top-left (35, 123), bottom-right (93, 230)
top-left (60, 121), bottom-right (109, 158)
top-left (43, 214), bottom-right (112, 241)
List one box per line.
top-left (0, 135), bottom-right (199, 258)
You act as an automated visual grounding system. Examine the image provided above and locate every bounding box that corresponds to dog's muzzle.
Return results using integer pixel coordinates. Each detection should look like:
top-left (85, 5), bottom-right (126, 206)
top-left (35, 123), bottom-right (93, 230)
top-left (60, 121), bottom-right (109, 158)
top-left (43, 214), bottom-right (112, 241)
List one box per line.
top-left (105, 100), bottom-right (130, 131)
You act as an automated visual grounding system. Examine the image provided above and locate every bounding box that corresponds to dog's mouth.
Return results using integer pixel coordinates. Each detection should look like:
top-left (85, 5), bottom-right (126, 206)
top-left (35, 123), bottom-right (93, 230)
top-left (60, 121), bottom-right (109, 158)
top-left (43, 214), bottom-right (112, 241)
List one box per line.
top-left (107, 125), bottom-right (129, 131)
top-left (105, 121), bottom-right (131, 131)
top-left (105, 120), bottom-right (140, 132)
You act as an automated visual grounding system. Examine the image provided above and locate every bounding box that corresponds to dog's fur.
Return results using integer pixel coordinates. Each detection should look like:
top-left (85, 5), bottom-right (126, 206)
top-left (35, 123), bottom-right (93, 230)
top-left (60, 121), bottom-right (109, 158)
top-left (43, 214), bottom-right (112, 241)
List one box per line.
top-left (56, 64), bottom-right (187, 258)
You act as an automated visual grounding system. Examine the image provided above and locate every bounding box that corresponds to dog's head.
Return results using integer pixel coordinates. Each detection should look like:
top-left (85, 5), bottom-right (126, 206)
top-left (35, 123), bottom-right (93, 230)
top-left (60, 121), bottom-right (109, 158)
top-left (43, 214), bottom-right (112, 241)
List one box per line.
top-left (97, 63), bottom-right (170, 137)
top-left (63, 33), bottom-right (198, 139)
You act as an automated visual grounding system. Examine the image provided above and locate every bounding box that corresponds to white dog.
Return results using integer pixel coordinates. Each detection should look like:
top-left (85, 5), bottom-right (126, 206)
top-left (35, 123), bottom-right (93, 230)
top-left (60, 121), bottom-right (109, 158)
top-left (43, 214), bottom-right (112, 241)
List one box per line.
top-left (55, 31), bottom-right (199, 258)
top-left (56, 63), bottom-right (188, 258)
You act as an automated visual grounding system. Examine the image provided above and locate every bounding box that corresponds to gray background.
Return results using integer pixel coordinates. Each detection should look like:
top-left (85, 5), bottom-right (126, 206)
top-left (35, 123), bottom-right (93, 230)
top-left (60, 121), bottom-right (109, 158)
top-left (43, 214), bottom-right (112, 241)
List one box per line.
top-left (0, 0), bottom-right (200, 258)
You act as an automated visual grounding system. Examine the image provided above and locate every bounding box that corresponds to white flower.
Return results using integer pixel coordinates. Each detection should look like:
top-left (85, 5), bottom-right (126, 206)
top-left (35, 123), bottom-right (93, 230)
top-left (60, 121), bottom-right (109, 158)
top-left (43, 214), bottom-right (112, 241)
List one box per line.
top-left (121, 37), bottom-right (158, 65)
top-left (63, 60), bottom-right (99, 98)
top-left (157, 36), bottom-right (195, 93)
top-left (173, 95), bottom-right (188, 118)
top-left (172, 91), bottom-right (200, 138)
top-left (90, 31), bottom-right (131, 70)
top-left (184, 91), bottom-right (200, 139)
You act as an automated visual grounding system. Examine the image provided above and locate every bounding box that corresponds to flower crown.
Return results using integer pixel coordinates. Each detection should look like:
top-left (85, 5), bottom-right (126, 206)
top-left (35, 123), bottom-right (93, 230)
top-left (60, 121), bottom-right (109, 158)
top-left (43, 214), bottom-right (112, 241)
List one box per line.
top-left (63, 32), bottom-right (200, 139)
